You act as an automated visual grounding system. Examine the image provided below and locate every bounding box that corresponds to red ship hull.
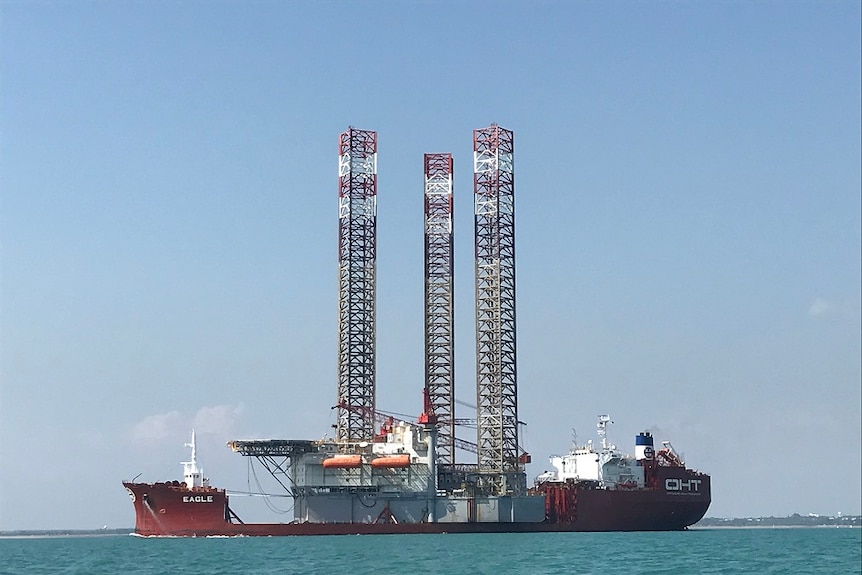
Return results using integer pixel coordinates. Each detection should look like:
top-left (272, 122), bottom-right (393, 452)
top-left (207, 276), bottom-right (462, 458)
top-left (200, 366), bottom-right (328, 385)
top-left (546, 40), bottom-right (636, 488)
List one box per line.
top-left (536, 467), bottom-right (712, 532)
top-left (123, 467), bottom-right (710, 536)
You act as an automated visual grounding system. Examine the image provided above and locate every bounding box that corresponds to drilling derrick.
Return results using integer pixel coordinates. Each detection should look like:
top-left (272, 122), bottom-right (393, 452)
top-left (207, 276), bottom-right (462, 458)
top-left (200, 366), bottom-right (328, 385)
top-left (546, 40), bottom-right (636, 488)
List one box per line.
top-left (473, 125), bottom-right (521, 493)
top-left (336, 127), bottom-right (378, 445)
top-left (424, 153), bottom-right (455, 465)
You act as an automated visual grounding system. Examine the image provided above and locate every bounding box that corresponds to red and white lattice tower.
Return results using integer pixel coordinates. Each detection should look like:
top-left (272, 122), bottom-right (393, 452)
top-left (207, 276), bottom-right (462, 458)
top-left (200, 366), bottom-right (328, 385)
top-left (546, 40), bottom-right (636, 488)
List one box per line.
top-left (424, 153), bottom-right (455, 465)
top-left (473, 125), bottom-right (520, 488)
top-left (336, 127), bottom-right (378, 445)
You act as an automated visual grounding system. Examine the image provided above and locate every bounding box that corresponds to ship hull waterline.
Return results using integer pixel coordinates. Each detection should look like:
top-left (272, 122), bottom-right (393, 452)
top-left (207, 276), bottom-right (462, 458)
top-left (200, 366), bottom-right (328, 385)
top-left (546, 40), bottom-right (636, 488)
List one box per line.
top-left (123, 478), bottom-right (710, 537)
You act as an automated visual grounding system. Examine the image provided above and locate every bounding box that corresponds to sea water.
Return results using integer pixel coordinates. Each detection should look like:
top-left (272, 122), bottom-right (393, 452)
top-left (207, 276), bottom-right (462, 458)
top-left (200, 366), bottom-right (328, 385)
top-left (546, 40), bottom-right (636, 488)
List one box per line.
top-left (0, 528), bottom-right (859, 575)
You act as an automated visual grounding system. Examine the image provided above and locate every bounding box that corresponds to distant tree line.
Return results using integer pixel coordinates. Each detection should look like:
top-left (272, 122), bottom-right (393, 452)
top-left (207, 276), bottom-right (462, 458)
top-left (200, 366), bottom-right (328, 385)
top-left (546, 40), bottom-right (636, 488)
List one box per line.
top-left (0, 528), bottom-right (132, 537)
top-left (696, 514), bottom-right (860, 527)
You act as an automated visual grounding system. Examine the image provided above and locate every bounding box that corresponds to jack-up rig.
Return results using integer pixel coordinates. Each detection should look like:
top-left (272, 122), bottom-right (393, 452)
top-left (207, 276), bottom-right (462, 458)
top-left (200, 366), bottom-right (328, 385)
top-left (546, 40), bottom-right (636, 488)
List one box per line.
top-left (228, 125), bottom-right (537, 522)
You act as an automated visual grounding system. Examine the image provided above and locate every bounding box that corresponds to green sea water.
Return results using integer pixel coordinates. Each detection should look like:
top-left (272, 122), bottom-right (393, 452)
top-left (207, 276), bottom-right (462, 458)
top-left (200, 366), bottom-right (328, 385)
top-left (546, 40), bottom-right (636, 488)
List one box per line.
top-left (1, 528), bottom-right (859, 575)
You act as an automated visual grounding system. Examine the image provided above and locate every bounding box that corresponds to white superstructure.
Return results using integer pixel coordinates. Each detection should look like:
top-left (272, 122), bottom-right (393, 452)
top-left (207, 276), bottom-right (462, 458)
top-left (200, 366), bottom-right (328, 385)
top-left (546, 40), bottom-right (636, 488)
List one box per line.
top-left (536, 415), bottom-right (648, 490)
top-left (182, 430), bottom-right (210, 489)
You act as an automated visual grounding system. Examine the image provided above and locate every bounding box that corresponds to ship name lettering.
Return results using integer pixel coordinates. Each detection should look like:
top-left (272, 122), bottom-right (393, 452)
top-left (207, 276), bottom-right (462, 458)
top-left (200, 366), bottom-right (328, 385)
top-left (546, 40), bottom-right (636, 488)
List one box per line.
top-left (183, 495), bottom-right (214, 503)
top-left (665, 478), bottom-right (701, 492)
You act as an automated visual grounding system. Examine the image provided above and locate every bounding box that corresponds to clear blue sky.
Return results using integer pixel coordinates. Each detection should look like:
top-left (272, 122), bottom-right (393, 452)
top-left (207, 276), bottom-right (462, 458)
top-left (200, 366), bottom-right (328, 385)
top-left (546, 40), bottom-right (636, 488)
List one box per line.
top-left (1, 1), bottom-right (859, 530)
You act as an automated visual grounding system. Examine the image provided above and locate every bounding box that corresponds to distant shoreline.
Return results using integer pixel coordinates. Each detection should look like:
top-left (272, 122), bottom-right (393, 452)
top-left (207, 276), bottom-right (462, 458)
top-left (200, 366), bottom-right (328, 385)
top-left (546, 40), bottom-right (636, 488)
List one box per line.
top-left (691, 524), bottom-right (859, 529)
top-left (0, 529), bottom-right (132, 539)
top-left (696, 514), bottom-right (860, 528)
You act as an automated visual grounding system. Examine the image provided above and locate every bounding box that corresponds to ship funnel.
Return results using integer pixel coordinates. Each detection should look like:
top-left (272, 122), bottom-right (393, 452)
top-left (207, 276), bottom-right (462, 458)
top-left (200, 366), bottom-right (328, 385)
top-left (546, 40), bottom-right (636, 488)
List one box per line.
top-left (635, 432), bottom-right (655, 463)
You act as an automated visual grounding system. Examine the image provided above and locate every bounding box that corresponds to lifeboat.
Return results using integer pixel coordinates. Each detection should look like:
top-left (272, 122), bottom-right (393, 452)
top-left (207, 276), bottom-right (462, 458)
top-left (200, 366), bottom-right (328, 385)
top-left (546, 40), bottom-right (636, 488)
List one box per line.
top-left (370, 454), bottom-right (411, 468)
top-left (322, 454), bottom-right (362, 468)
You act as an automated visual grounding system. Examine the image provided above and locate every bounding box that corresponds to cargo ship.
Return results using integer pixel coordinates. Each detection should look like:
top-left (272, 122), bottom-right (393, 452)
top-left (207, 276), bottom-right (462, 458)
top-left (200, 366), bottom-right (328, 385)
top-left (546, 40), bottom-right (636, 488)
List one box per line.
top-left (123, 415), bottom-right (710, 536)
top-left (123, 125), bottom-right (710, 536)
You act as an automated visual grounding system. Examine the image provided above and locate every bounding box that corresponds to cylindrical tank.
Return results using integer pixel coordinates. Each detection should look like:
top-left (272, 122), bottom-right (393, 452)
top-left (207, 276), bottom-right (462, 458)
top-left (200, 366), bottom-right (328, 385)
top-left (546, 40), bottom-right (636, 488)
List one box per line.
top-left (635, 432), bottom-right (655, 462)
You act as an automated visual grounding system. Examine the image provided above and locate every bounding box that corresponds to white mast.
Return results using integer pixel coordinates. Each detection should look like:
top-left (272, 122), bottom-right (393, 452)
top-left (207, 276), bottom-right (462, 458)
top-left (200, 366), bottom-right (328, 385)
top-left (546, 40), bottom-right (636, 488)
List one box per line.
top-left (182, 430), bottom-right (208, 489)
top-left (597, 415), bottom-right (613, 451)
